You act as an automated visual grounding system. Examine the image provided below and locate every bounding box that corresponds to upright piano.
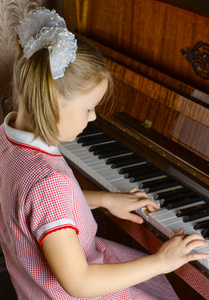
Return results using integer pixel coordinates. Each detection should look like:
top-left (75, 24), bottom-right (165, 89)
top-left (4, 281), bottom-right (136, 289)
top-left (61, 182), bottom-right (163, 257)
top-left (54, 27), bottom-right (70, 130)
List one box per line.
top-left (61, 0), bottom-right (209, 299)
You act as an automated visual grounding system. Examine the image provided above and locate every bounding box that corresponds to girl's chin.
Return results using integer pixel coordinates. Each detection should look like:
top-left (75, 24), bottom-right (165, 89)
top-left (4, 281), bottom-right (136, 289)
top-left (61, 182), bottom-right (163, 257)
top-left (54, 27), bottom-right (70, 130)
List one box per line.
top-left (59, 136), bottom-right (77, 143)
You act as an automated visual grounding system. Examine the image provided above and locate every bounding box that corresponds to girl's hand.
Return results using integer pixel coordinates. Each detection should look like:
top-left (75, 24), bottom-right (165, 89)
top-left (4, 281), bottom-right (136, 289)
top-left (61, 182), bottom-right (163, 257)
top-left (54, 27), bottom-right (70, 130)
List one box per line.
top-left (102, 188), bottom-right (159, 224)
top-left (155, 228), bottom-right (209, 274)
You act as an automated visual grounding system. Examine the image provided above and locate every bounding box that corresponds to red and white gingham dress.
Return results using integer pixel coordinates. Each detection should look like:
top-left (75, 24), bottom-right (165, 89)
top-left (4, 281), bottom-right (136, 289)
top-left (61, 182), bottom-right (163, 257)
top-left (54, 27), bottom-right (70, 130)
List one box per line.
top-left (0, 113), bottom-right (179, 300)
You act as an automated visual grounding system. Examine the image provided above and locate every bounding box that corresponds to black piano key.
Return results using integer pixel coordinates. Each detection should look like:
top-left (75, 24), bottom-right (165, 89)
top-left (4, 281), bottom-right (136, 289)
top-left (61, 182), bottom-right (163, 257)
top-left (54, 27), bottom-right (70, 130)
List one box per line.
top-left (79, 134), bottom-right (114, 146)
top-left (145, 182), bottom-right (180, 193)
top-left (154, 187), bottom-right (190, 200)
top-left (93, 145), bottom-right (128, 156)
top-left (139, 177), bottom-right (179, 193)
top-left (83, 136), bottom-right (114, 146)
top-left (130, 169), bottom-right (165, 183)
top-left (183, 211), bottom-right (209, 222)
top-left (78, 125), bottom-right (102, 137)
top-left (201, 227), bottom-right (209, 239)
top-left (120, 163), bottom-right (153, 175)
top-left (111, 156), bottom-right (146, 169)
top-left (98, 148), bottom-right (131, 159)
top-left (194, 219), bottom-right (209, 230)
top-left (89, 141), bottom-right (121, 152)
top-left (77, 133), bottom-right (104, 143)
top-left (106, 153), bottom-right (140, 165)
top-left (176, 203), bottom-right (209, 217)
top-left (124, 165), bottom-right (159, 179)
top-left (167, 196), bottom-right (203, 210)
top-left (160, 192), bottom-right (198, 208)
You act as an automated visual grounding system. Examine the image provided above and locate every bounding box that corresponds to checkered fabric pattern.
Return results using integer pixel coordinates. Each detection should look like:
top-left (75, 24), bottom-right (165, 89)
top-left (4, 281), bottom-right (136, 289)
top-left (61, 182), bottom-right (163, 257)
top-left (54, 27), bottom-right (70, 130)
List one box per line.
top-left (0, 113), bottom-right (179, 300)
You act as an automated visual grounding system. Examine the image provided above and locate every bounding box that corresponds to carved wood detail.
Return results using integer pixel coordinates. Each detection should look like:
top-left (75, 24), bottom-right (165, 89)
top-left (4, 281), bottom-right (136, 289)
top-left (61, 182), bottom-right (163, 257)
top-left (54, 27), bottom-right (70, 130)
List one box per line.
top-left (181, 41), bottom-right (209, 79)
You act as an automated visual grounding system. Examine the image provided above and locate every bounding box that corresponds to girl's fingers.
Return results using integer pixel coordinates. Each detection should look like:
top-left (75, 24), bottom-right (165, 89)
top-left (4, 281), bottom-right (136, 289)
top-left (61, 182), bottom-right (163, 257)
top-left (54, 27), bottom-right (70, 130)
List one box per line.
top-left (173, 228), bottom-right (184, 236)
top-left (188, 252), bottom-right (209, 262)
top-left (128, 189), bottom-right (149, 199)
top-left (174, 232), bottom-right (208, 259)
top-left (188, 240), bottom-right (208, 252)
top-left (128, 213), bottom-right (143, 224)
top-left (171, 230), bottom-right (207, 250)
top-left (140, 199), bottom-right (160, 209)
top-left (183, 233), bottom-right (206, 244)
top-left (128, 187), bottom-right (140, 194)
top-left (183, 234), bottom-right (207, 251)
top-left (128, 189), bottom-right (160, 210)
top-left (147, 204), bottom-right (160, 212)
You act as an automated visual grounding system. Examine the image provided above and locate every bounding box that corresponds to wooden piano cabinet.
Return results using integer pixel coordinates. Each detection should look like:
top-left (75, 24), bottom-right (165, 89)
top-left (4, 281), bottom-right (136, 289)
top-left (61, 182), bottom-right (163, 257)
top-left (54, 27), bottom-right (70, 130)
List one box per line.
top-left (64, 0), bottom-right (209, 95)
top-left (70, 165), bottom-right (207, 300)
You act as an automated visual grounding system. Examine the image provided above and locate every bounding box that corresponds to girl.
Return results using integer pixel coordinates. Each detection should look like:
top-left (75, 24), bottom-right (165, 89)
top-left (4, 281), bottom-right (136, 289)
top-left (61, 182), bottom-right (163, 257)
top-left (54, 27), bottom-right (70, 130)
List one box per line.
top-left (0, 7), bottom-right (208, 300)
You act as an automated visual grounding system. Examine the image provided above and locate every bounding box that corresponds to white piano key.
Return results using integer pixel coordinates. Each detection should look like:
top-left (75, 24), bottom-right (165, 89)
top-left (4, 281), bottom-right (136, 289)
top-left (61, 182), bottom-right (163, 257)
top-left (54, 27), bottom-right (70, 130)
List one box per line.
top-left (74, 149), bottom-right (93, 156)
top-left (58, 138), bottom-right (209, 271)
top-left (168, 218), bottom-right (199, 234)
top-left (63, 143), bottom-right (83, 152)
top-left (98, 166), bottom-right (120, 176)
top-left (100, 173), bottom-right (121, 182)
top-left (147, 200), bottom-right (207, 237)
top-left (91, 164), bottom-right (112, 172)
top-left (114, 181), bottom-right (139, 192)
top-left (166, 223), bottom-right (192, 238)
top-left (89, 162), bottom-right (110, 171)
top-left (60, 141), bottom-right (77, 147)
top-left (195, 240), bottom-right (209, 269)
top-left (79, 157), bottom-right (99, 164)
top-left (150, 210), bottom-right (175, 221)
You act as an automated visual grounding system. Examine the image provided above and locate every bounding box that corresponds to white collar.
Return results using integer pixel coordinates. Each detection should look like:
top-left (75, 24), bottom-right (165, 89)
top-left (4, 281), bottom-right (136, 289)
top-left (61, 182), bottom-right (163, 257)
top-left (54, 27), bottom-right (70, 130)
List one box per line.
top-left (4, 112), bottom-right (62, 156)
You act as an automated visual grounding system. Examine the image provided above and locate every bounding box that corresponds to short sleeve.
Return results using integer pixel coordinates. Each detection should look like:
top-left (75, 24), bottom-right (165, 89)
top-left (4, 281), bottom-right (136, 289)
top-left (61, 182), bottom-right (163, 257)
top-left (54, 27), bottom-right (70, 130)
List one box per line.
top-left (25, 172), bottom-right (79, 246)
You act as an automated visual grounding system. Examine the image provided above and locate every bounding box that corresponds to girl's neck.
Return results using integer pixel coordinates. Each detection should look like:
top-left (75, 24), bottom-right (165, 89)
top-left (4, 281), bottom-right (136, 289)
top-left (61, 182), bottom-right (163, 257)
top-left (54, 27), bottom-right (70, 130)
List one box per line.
top-left (10, 107), bottom-right (33, 133)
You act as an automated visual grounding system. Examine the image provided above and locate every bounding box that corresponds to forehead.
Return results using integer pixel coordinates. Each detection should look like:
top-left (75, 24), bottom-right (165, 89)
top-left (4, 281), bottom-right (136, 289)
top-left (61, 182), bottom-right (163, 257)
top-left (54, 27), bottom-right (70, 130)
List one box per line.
top-left (59, 79), bottom-right (108, 107)
top-left (75, 79), bottom-right (108, 104)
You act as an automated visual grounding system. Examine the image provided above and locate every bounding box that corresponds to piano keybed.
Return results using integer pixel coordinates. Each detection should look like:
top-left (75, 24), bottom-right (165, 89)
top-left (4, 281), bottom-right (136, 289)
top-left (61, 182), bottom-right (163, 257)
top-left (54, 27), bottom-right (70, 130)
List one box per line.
top-left (58, 122), bottom-right (209, 272)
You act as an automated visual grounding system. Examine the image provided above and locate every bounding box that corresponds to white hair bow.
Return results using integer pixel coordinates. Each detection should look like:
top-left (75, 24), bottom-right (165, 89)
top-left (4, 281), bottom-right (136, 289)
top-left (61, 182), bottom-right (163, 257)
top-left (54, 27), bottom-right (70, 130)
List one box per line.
top-left (16, 7), bottom-right (77, 79)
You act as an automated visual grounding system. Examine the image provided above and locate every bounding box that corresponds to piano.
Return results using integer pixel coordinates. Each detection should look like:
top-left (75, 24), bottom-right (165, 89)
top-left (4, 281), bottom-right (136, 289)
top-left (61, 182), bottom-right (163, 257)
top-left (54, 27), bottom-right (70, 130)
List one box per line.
top-left (61, 0), bottom-right (209, 299)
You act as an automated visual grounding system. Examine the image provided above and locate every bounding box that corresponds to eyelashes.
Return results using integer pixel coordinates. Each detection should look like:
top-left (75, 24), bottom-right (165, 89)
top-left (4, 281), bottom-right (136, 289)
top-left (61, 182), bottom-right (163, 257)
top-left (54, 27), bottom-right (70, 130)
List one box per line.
top-left (88, 108), bottom-right (95, 112)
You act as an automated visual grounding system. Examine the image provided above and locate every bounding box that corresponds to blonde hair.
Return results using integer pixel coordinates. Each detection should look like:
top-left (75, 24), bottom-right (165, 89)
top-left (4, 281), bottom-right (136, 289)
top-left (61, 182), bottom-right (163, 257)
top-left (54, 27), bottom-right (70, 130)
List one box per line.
top-left (12, 35), bottom-right (113, 146)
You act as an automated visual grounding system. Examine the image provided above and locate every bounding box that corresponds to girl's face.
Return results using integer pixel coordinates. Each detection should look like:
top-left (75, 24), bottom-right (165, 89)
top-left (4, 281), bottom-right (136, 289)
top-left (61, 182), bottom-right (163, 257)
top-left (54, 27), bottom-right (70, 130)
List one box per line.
top-left (58, 79), bottom-right (108, 142)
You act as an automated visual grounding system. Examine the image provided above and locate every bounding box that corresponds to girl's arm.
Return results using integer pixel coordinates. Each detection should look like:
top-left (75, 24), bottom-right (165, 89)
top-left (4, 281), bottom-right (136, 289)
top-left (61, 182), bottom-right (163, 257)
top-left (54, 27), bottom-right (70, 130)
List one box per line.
top-left (42, 227), bottom-right (209, 298)
top-left (83, 188), bottom-right (159, 224)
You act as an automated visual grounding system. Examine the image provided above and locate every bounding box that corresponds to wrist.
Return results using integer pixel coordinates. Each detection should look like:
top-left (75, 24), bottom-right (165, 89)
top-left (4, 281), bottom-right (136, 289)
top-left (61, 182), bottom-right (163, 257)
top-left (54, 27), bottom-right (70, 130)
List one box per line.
top-left (151, 252), bottom-right (167, 274)
top-left (99, 191), bottom-right (112, 209)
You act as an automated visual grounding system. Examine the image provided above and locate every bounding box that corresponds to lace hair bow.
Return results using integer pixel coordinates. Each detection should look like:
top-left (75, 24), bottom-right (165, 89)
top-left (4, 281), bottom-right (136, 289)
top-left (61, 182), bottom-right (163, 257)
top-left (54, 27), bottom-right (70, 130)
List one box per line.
top-left (15, 7), bottom-right (77, 79)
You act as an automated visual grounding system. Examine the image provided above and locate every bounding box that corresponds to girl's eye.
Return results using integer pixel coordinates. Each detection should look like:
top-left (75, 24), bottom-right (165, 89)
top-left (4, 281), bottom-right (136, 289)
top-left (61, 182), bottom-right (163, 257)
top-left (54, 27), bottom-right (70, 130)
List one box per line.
top-left (88, 108), bottom-right (95, 112)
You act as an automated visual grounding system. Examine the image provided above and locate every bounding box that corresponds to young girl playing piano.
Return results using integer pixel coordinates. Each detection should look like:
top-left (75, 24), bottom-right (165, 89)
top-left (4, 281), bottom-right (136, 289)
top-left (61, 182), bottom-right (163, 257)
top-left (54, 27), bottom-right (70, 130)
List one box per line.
top-left (0, 7), bottom-right (208, 300)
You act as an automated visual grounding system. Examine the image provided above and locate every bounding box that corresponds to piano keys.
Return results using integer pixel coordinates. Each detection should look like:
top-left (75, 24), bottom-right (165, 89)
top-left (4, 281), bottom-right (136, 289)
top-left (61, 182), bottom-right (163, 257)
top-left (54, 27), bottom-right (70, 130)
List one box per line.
top-left (58, 122), bottom-right (209, 271)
